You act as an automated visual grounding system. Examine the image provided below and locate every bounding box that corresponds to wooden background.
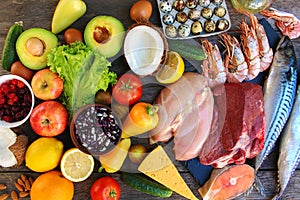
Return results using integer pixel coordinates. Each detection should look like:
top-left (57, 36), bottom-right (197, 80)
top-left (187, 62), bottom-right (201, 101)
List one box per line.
top-left (0, 0), bottom-right (300, 199)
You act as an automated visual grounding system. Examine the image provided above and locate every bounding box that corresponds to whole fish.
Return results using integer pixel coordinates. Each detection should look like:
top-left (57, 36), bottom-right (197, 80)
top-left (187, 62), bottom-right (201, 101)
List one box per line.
top-left (255, 36), bottom-right (298, 171)
top-left (272, 86), bottom-right (300, 200)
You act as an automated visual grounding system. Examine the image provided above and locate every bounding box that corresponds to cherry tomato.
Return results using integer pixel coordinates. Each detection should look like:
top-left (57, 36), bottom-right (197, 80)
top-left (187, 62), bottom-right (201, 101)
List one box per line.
top-left (112, 73), bottom-right (142, 105)
top-left (90, 176), bottom-right (121, 200)
top-left (64, 28), bottom-right (83, 44)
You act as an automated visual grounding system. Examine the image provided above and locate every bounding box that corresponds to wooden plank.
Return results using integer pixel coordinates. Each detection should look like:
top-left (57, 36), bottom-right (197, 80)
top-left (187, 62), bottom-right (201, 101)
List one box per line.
top-left (0, 170), bottom-right (300, 199)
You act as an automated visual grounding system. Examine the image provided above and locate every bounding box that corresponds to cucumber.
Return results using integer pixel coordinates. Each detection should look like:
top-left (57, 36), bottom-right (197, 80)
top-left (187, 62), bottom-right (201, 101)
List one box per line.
top-left (1, 21), bottom-right (24, 71)
top-left (120, 172), bottom-right (173, 198)
top-left (168, 39), bottom-right (206, 61)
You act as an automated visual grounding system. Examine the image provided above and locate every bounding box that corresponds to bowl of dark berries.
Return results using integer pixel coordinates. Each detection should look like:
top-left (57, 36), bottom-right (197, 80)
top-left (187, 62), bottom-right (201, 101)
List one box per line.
top-left (0, 74), bottom-right (35, 128)
top-left (70, 104), bottom-right (122, 156)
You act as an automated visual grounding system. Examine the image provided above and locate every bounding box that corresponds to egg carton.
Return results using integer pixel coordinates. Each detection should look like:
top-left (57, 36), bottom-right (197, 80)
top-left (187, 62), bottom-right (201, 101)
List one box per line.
top-left (157, 0), bottom-right (232, 39)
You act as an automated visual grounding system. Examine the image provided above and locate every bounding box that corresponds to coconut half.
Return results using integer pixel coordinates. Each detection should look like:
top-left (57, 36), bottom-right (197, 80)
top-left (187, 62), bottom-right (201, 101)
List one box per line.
top-left (124, 25), bottom-right (167, 76)
top-left (0, 127), bottom-right (17, 167)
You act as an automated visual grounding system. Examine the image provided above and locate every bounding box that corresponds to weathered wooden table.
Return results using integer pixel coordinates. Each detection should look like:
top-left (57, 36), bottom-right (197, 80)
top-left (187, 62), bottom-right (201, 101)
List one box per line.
top-left (0, 0), bottom-right (300, 199)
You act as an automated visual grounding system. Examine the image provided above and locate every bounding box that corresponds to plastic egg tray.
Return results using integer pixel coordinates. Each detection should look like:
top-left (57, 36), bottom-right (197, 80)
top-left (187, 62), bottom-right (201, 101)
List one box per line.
top-left (157, 0), bottom-right (232, 39)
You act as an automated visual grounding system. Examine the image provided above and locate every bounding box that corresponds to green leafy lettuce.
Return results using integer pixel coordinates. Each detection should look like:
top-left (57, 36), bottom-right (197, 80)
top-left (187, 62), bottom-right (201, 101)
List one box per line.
top-left (47, 42), bottom-right (117, 115)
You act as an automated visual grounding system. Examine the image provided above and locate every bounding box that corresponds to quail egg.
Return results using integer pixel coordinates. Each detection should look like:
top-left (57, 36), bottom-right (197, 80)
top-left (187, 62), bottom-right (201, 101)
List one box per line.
top-left (204, 20), bottom-right (216, 33)
top-left (212, 0), bottom-right (223, 5)
top-left (191, 21), bottom-right (203, 34)
top-left (165, 25), bottom-right (177, 38)
top-left (198, 0), bottom-right (210, 7)
top-left (188, 9), bottom-right (201, 21)
top-left (163, 14), bottom-right (175, 25)
top-left (214, 6), bottom-right (226, 17)
top-left (201, 7), bottom-right (213, 19)
top-left (159, 1), bottom-right (172, 13)
top-left (186, 0), bottom-right (198, 9)
top-left (216, 18), bottom-right (229, 31)
top-left (173, 0), bottom-right (185, 11)
top-left (178, 24), bottom-right (191, 37)
top-left (176, 12), bottom-right (188, 23)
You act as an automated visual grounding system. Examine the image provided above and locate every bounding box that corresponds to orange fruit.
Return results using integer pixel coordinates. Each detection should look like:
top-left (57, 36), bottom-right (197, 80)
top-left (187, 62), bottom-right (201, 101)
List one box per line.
top-left (30, 170), bottom-right (74, 200)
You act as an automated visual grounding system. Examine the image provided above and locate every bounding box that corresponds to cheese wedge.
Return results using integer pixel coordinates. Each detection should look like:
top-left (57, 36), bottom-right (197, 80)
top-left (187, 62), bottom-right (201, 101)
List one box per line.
top-left (138, 145), bottom-right (198, 200)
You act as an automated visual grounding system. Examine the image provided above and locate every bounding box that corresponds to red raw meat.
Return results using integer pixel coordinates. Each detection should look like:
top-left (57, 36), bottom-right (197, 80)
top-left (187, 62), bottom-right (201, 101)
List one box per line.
top-left (199, 82), bottom-right (265, 168)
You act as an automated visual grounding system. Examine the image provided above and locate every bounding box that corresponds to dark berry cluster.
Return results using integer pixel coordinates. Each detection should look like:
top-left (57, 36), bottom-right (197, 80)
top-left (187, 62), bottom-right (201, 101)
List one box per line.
top-left (0, 79), bottom-right (32, 123)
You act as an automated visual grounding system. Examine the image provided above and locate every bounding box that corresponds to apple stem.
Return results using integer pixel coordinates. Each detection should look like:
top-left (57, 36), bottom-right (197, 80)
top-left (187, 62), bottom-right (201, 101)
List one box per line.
top-left (42, 118), bottom-right (50, 125)
top-left (42, 80), bottom-right (48, 88)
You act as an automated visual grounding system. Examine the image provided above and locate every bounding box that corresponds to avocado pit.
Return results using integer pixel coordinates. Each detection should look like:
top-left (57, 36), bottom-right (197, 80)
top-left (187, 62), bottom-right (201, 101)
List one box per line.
top-left (94, 27), bottom-right (110, 44)
top-left (25, 37), bottom-right (45, 57)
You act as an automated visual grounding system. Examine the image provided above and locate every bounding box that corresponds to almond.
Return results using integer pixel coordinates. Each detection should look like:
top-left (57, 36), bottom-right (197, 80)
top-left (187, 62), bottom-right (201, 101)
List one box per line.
top-left (17, 178), bottom-right (25, 188)
top-left (11, 190), bottom-right (18, 200)
top-left (28, 176), bottom-right (35, 186)
top-left (19, 191), bottom-right (29, 198)
top-left (14, 182), bottom-right (24, 192)
top-left (0, 183), bottom-right (6, 190)
top-left (25, 180), bottom-right (31, 191)
top-left (20, 174), bottom-right (27, 182)
top-left (0, 193), bottom-right (9, 200)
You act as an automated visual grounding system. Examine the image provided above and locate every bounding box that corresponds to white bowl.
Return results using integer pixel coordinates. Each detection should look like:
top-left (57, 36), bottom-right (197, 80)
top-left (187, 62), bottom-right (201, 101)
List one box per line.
top-left (0, 74), bottom-right (35, 128)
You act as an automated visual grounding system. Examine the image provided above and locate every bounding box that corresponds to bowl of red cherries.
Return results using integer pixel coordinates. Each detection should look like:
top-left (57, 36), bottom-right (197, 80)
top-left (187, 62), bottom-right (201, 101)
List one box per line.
top-left (0, 74), bottom-right (35, 128)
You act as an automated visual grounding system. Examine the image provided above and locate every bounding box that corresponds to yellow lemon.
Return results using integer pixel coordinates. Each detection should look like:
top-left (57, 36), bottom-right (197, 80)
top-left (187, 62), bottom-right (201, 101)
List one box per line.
top-left (25, 137), bottom-right (64, 172)
top-left (60, 148), bottom-right (94, 182)
top-left (156, 51), bottom-right (185, 84)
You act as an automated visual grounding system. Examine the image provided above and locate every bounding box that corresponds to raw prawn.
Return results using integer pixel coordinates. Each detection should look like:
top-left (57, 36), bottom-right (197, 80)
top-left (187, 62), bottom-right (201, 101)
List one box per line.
top-left (240, 20), bottom-right (261, 80)
top-left (201, 39), bottom-right (227, 88)
top-left (250, 14), bottom-right (273, 72)
top-left (219, 33), bottom-right (248, 83)
top-left (260, 8), bottom-right (300, 39)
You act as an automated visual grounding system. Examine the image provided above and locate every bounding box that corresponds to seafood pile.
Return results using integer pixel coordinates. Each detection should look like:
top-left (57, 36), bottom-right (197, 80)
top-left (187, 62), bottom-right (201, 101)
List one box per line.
top-left (200, 14), bottom-right (273, 84)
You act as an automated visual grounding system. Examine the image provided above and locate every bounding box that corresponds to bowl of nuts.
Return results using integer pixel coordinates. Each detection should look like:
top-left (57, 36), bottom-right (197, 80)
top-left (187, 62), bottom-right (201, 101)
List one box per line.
top-left (0, 74), bottom-right (35, 128)
top-left (70, 104), bottom-right (122, 156)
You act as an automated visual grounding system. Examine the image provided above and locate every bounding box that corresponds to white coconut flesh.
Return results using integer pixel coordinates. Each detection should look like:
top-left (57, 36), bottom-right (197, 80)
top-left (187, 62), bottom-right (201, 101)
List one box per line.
top-left (124, 25), bottom-right (165, 76)
top-left (0, 127), bottom-right (17, 167)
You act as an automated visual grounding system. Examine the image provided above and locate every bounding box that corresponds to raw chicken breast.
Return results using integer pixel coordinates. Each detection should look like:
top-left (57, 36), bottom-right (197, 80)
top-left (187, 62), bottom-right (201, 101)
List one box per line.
top-left (150, 72), bottom-right (214, 161)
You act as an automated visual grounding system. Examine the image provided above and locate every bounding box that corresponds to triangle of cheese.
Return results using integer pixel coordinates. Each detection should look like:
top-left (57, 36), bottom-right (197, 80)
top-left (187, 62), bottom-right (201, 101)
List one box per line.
top-left (138, 145), bottom-right (198, 200)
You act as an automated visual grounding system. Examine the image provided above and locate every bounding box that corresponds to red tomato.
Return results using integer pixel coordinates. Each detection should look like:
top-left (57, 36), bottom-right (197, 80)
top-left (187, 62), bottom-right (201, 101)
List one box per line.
top-left (90, 176), bottom-right (121, 200)
top-left (112, 73), bottom-right (142, 105)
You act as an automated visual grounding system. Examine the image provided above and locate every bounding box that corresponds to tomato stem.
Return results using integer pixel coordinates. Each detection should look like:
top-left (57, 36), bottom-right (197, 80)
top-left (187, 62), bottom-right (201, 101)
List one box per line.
top-left (109, 187), bottom-right (118, 199)
top-left (121, 80), bottom-right (133, 90)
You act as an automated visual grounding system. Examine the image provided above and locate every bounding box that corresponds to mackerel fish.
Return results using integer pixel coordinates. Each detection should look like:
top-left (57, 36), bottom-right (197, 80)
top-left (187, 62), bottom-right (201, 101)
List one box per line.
top-left (255, 36), bottom-right (298, 171)
top-left (272, 86), bottom-right (300, 200)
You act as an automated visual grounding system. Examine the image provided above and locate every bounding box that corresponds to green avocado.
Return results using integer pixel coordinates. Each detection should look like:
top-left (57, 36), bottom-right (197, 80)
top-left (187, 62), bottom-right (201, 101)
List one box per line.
top-left (16, 28), bottom-right (58, 70)
top-left (84, 16), bottom-right (125, 58)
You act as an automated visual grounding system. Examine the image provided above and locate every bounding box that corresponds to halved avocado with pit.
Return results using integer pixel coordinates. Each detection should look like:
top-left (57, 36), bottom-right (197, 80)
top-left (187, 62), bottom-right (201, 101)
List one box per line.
top-left (84, 16), bottom-right (125, 58)
top-left (16, 28), bottom-right (58, 70)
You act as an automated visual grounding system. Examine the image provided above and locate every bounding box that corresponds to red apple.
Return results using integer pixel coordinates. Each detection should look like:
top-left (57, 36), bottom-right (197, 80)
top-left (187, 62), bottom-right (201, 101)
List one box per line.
top-left (30, 101), bottom-right (68, 136)
top-left (31, 68), bottom-right (63, 100)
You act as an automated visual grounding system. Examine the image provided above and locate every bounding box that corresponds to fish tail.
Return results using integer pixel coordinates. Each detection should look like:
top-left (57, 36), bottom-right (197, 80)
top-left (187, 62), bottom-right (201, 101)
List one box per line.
top-left (244, 174), bottom-right (266, 197)
top-left (253, 175), bottom-right (266, 197)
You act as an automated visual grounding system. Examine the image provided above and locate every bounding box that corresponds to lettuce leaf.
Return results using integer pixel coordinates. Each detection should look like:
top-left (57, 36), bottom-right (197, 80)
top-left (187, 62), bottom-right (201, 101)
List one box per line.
top-left (47, 42), bottom-right (117, 115)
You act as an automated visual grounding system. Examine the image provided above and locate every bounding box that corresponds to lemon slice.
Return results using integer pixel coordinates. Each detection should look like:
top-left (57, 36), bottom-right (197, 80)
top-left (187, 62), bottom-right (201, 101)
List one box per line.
top-left (60, 148), bottom-right (94, 182)
top-left (156, 51), bottom-right (185, 84)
